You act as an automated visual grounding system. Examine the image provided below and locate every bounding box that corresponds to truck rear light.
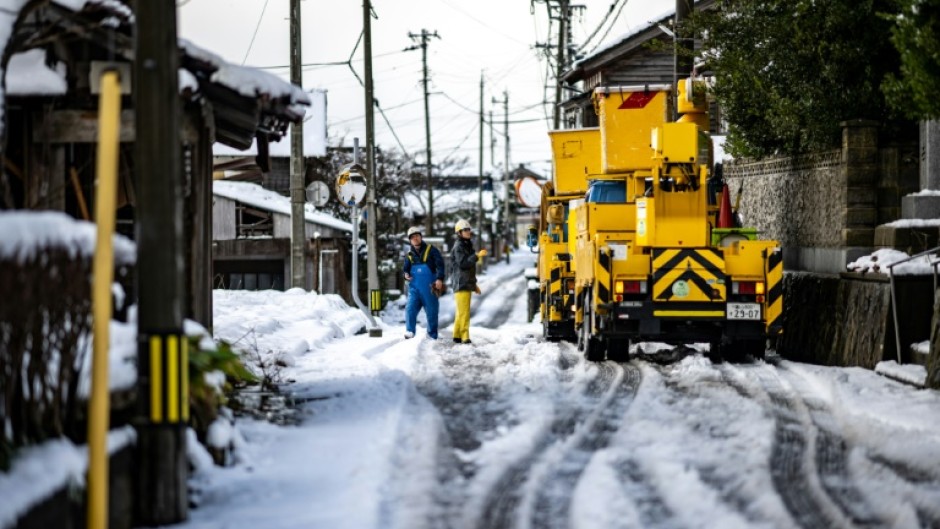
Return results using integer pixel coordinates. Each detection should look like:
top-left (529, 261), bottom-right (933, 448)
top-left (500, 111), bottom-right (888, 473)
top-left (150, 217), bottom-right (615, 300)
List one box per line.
top-left (566, 279), bottom-right (575, 292)
top-left (732, 281), bottom-right (764, 295)
top-left (615, 280), bottom-right (647, 294)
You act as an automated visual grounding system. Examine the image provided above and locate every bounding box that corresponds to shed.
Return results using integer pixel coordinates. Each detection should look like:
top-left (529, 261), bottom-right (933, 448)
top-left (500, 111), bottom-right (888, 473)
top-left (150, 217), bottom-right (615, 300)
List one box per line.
top-left (211, 180), bottom-right (352, 297)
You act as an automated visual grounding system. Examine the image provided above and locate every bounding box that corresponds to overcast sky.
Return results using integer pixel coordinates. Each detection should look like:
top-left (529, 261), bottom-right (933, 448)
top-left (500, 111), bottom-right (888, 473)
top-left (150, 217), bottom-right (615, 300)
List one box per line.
top-left (178, 0), bottom-right (672, 178)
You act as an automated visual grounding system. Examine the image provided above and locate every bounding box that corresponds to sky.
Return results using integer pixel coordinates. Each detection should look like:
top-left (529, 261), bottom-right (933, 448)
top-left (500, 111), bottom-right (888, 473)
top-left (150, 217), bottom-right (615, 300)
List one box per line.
top-left (177, 0), bottom-right (672, 179)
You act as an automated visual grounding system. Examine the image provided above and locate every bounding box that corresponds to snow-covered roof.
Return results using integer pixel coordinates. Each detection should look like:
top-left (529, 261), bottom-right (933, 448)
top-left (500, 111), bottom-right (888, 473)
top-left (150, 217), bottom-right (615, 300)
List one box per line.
top-left (213, 89), bottom-right (327, 158)
top-left (574, 6), bottom-right (674, 69)
top-left (213, 180), bottom-right (352, 233)
top-left (179, 39), bottom-right (310, 109)
top-left (0, 210), bottom-right (136, 265)
top-left (400, 186), bottom-right (497, 223)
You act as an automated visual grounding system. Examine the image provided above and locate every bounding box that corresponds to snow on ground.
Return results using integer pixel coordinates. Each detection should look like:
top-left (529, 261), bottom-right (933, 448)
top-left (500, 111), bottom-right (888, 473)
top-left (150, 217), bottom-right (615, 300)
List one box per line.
top-left (174, 254), bottom-right (533, 529)
top-left (5, 245), bottom-right (940, 529)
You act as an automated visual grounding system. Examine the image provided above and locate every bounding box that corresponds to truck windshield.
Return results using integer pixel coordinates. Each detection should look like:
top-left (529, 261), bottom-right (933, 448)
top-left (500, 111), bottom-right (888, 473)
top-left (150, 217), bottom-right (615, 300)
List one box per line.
top-left (585, 180), bottom-right (626, 203)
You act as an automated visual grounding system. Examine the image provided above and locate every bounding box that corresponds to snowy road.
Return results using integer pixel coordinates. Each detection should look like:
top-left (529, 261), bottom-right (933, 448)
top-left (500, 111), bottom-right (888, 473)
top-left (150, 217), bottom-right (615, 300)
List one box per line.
top-left (177, 253), bottom-right (940, 529)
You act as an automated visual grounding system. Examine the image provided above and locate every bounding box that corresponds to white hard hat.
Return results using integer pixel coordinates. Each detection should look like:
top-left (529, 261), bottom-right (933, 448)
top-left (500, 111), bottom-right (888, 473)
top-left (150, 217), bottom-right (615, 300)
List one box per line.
top-left (454, 219), bottom-right (472, 233)
top-left (407, 226), bottom-right (423, 238)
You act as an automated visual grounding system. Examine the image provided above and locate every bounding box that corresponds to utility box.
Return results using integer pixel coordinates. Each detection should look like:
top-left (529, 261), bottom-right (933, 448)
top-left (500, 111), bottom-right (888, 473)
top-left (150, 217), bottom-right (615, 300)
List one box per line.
top-left (593, 85), bottom-right (671, 174)
top-left (549, 128), bottom-right (600, 195)
top-left (653, 122), bottom-right (699, 164)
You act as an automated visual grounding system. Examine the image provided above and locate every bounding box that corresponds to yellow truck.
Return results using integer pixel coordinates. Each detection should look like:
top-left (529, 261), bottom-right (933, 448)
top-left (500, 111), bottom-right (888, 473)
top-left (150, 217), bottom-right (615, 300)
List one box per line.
top-left (529, 79), bottom-right (783, 362)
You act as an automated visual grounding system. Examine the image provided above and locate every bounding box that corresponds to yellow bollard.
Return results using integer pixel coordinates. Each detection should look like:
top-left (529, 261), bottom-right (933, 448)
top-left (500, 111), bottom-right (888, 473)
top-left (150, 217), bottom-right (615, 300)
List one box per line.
top-left (88, 69), bottom-right (121, 529)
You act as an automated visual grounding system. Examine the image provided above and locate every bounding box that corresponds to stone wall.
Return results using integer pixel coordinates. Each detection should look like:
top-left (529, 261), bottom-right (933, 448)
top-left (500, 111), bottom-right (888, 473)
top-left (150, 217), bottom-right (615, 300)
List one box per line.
top-left (724, 121), bottom-right (918, 274)
top-left (779, 272), bottom-right (934, 368)
top-left (724, 149), bottom-right (844, 249)
top-left (779, 273), bottom-right (890, 368)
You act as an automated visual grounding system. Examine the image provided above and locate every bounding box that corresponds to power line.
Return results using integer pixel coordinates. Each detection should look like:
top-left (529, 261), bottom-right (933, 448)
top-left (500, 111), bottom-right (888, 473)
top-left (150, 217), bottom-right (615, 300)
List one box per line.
top-left (241, 0), bottom-right (270, 66)
top-left (577, 0), bottom-right (627, 53)
top-left (588, 0), bottom-right (631, 54)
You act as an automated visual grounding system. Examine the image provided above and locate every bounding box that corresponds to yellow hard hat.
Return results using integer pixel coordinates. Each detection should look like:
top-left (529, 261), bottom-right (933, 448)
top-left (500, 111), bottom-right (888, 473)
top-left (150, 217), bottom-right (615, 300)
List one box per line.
top-left (454, 219), bottom-right (472, 233)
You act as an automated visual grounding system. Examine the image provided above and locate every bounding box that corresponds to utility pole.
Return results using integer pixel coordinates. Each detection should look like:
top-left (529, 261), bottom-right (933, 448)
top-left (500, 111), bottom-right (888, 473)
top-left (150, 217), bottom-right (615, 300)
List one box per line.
top-left (553, 0), bottom-right (568, 129)
top-left (502, 91), bottom-right (511, 253)
top-left (134, 1), bottom-right (187, 524)
top-left (289, 0), bottom-right (306, 288)
top-left (674, 0), bottom-right (693, 120)
top-left (478, 72), bottom-right (484, 233)
top-left (536, 0), bottom-right (584, 129)
top-left (363, 0), bottom-right (381, 336)
top-left (408, 29), bottom-right (439, 236)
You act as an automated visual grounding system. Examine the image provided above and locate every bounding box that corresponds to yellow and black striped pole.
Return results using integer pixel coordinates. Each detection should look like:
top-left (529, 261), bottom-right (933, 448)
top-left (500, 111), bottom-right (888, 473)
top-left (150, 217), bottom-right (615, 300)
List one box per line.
top-left (145, 334), bottom-right (190, 425)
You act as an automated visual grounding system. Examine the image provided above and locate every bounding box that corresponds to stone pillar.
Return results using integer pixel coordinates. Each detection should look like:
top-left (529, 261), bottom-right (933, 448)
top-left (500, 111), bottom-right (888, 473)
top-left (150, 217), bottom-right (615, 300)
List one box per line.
top-left (920, 120), bottom-right (940, 190)
top-left (842, 120), bottom-right (880, 247)
top-left (901, 120), bottom-right (940, 219)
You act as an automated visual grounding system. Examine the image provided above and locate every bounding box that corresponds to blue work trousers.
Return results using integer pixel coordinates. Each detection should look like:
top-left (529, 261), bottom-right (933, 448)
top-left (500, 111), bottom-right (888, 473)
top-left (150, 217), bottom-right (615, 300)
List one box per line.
top-left (405, 263), bottom-right (439, 339)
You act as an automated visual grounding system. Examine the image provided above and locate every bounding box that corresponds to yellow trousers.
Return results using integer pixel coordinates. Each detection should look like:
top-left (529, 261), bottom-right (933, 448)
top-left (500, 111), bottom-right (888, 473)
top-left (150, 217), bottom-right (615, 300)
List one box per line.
top-left (453, 291), bottom-right (472, 342)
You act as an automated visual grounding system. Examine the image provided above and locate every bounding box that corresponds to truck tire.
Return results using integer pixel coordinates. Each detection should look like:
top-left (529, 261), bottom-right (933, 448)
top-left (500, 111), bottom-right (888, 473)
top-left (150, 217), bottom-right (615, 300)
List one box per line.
top-left (582, 292), bottom-right (606, 362)
top-left (608, 338), bottom-right (630, 363)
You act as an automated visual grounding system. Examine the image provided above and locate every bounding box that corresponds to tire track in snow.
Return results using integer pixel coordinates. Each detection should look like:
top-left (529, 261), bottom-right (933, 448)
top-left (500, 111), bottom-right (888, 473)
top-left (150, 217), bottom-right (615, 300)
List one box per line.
top-left (477, 274), bottom-right (528, 329)
top-left (613, 456), bottom-right (680, 529)
top-left (721, 364), bottom-right (861, 529)
top-left (528, 363), bottom-right (641, 529)
top-left (476, 361), bottom-right (623, 529)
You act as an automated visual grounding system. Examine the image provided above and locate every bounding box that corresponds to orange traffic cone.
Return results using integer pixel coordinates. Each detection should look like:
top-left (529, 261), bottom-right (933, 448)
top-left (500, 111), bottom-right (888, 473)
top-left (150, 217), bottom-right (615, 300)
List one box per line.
top-left (717, 183), bottom-right (733, 228)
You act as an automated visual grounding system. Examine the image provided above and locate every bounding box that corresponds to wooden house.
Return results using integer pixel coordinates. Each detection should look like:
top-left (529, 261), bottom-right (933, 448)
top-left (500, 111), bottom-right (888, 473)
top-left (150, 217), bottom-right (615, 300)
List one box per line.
top-left (0, 0), bottom-right (310, 328)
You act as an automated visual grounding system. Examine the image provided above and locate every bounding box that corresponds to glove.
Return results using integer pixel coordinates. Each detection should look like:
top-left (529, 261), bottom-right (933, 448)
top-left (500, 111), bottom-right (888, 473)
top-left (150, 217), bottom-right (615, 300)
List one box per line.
top-left (474, 285), bottom-right (481, 295)
top-left (404, 273), bottom-right (412, 281)
top-left (477, 249), bottom-right (487, 258)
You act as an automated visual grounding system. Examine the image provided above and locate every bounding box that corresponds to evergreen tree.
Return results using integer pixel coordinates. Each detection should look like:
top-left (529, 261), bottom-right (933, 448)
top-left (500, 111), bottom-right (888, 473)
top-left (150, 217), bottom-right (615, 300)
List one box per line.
top-left (884, 0), bottom-right (940, 118)
top-left (696, 0), bottom-right (901, 157)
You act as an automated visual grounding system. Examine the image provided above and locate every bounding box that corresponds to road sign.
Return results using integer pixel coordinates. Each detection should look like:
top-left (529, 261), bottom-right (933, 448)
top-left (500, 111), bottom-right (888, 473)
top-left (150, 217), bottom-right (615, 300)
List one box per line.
top-left (305, 181), bottom-right (330, 207)
top-left (515, 175), bottom-right (542, 208)
top-left (335, 163), bottom-right (368, 207)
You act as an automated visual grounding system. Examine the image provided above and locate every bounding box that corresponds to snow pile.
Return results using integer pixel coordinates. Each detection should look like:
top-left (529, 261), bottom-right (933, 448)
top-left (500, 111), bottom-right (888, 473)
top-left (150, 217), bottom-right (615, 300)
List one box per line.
top-left (213, 288), bottom-right (371, 361)
top-left (846, 248), bottom-right (937, 275)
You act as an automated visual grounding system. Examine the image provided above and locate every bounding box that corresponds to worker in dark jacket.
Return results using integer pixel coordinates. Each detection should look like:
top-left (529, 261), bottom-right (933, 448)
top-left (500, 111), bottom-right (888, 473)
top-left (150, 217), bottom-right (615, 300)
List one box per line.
top-left (450, 219), bottom-right (487, 344)
top-left (403, 226), bottom-right (445, 340)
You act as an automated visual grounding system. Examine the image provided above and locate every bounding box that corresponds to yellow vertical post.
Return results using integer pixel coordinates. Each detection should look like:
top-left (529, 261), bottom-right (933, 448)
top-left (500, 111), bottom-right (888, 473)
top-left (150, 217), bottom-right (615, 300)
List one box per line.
top-left (88, 69), bottom-right (122, 529)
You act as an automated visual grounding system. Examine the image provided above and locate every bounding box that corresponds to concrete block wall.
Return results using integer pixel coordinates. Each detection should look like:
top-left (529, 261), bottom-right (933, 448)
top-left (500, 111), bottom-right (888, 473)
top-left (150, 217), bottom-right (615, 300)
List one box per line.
top-left (724, 121), bottom-right (918, 274)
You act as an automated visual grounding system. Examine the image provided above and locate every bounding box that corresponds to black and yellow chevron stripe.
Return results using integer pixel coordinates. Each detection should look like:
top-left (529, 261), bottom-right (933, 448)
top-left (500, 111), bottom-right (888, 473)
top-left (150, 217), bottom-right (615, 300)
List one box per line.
top-left (765, 248), bottom-right (783, 334)
top-left (548, 266), bottom-right (562, 322)
top-left (146, 333), bottom-right (189, 424)
top-left (652, 248), bottom-right (726, 303)
top-left (597, 248), bottom-right (612, 306)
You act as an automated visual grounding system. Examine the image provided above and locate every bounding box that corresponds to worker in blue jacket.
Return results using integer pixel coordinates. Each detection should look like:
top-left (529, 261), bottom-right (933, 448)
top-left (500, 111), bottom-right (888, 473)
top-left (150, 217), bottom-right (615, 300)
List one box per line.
top-left (403, 226), bottom-right (445, 339)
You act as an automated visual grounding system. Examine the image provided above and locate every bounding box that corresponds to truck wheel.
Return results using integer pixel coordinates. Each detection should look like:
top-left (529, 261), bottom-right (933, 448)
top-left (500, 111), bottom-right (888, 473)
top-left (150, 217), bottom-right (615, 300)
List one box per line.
top-left (582, 293), bottom-right (606, 362)
top-left (707, 340), bottom-right (724, 364)
top-left (607, 338), bottom-right (631, 363)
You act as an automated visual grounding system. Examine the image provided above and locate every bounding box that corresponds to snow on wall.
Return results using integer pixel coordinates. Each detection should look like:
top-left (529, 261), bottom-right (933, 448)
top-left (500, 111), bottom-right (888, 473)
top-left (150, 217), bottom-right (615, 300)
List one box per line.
top-left (5, 49), bottom-right (67, 96)
top-left (0, 210), bottom-right (136, 265)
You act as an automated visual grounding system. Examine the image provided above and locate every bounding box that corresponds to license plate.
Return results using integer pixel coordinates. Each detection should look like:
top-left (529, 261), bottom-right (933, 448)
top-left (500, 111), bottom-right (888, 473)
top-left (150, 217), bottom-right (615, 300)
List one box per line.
top-left (727, 303), bottom-right (761, 320)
